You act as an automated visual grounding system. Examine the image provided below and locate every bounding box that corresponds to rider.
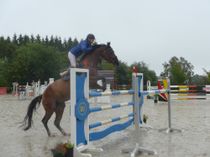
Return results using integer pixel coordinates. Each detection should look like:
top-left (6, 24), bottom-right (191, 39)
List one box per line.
top-left (60, 34), bottom-right (96, 76)
top-left (69, 33), bottom-right (96, 67)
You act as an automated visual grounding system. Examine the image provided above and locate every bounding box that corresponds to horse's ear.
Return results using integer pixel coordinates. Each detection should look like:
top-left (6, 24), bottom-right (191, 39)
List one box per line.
top-left (107, 42), bottom-right (111, 46)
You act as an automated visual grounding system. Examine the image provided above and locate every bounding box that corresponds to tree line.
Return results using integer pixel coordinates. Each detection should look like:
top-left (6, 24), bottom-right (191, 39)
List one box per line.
top-left (0, 34), bottom-right (210, 90)
top-left (0, 34), bottom-right (78, 87)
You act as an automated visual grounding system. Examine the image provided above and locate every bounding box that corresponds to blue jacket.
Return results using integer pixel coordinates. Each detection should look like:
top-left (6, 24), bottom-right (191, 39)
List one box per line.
top-left (70, 40), bottom-right (93, 57)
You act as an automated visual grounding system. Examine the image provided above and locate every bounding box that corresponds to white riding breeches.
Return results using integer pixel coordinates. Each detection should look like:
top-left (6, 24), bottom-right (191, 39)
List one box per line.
top-left (68, 51), bottom-right (76, 67)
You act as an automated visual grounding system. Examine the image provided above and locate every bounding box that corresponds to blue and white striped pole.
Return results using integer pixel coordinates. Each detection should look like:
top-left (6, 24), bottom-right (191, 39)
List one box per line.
top-left (89, 102), bottom-right (134, 113)
top-left (89, 113), bottom-right (134, 129)
top-left (89, 89), bottom-right (135, 97)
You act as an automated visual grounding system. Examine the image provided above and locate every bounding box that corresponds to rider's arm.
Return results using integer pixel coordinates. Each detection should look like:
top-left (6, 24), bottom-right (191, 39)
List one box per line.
top-left (80, 41), bottom-right (93, 52)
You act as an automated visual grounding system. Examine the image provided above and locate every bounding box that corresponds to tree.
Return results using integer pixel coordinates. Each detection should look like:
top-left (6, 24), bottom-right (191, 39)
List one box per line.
top-left (0, 34), bottom-right (79, 87)
top-left (18, 34), bottom-right (24, 45)
top-left (30, 34), bottom-right (35, 43)
top-left (72, 38), bottom-right (79, 47)
top-left (49, 35), bottom-right (55, 46)
top-left (6, 37), bottom-right (11, 43)
top-left (44, 36), bottom-right (49, 45)
top-left (12, 34), bottom-right (18, 45)
top-left (203, 68), bottom-right (210, 84)
top-left (35, 34), bottom-right (41, 43)
top-left (191, 74), bottom-right (207, 85)
top-left (161, 56), bottom-right (194, 85)
top-left (115, 61), bottom-right (131, 85)
top-left (63, 39), bottom-right (68, 51)
top-left (0, 38), bottom-right (16, 60)
top-left (0, 59), bottom-right (8, 86)
top-left (67, 37), bottom-right (73, 49)
top-left (23, 35), bottom-right (30, 44)
top-left (7, 43), bottom-right (66, 84)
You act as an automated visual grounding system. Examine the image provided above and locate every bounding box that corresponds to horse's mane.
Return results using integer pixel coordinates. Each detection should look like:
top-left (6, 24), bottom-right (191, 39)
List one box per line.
top-left (80, 44), bottom-right (107, 61)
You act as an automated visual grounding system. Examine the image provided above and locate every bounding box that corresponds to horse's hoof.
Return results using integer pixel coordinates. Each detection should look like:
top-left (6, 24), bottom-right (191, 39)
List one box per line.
top-left (63, 133), bottom-right (71, 137)
top-left (49, 133), bottom-right (57, 137)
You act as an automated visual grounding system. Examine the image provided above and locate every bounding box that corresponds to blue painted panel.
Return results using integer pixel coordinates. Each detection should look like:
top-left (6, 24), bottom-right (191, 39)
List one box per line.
top-left (138, 75), bottom-right (143, 124)
top-left (75, 73), bottom-right (88, 146)
top-left (138, 75), bottom-right (142, 97)
top-left (89, 118), bottom-right (134, 141)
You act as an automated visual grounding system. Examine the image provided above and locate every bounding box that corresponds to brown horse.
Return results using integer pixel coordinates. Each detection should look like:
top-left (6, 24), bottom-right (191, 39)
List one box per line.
top-left (22, 43), bottom-right (119, 136)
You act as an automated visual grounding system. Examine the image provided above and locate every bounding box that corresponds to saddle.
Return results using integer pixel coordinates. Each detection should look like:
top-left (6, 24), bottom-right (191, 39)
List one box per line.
top-left (60, 69), bottom-right (70, 81)
top-left (60, 62), bottom-right (85, 81)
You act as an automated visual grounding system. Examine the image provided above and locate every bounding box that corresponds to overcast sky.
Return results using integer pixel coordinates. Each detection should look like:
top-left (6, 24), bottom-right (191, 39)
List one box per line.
top-left (0, 0), bottom-right (210, 75)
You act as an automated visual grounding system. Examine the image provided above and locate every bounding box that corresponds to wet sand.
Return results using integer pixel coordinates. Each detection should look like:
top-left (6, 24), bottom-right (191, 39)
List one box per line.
top-left (0, 94), bottom-right (210, 157)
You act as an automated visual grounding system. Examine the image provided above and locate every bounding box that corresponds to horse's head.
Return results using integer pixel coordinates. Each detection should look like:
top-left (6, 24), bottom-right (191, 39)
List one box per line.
top-left (80, 43), bottom-right (119, 90)
top-left (93, 42), bottom-right (119, 66)
top-left (81, 42), bottom-right (119, 68)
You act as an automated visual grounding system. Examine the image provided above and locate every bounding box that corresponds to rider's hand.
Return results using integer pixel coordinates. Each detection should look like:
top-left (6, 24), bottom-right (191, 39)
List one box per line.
top-left (91, 40), bottom-right (97, 46)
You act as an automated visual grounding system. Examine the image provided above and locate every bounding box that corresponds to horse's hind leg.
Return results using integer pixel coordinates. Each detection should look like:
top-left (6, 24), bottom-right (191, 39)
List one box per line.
top-left (42, 110), bottom-right (54, 136)
top-left (54, 102), bottom-right (68, 136)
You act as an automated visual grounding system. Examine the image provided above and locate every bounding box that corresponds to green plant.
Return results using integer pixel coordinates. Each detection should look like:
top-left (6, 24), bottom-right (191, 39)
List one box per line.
top-left (51, 141), bottom-right (74, 157)
top-left (64, 142), bottom-right (74, 149)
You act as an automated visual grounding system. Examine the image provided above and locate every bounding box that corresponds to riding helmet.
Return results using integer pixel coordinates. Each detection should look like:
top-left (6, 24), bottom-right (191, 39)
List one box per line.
top-left (86, 34), bottom-right (95, 41)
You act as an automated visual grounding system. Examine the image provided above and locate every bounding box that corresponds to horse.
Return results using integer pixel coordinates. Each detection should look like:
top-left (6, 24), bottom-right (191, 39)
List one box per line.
top-left (22, 43), bottom-right (119, 136)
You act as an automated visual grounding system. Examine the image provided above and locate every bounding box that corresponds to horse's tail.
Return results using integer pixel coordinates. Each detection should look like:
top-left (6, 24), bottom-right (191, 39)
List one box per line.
top-left (22, 95), bottom-right (42, 131)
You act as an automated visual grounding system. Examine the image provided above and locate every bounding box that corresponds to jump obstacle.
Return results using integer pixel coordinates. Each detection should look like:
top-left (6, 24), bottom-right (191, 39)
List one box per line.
top-left (147, 80), bottom-right (210, 101)
top-left (12, 78), bottom-right (54, 100)
top-left (170, 85), bottom-right (208, 100)
top-left (69, 68), bottom-right (178, 157)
